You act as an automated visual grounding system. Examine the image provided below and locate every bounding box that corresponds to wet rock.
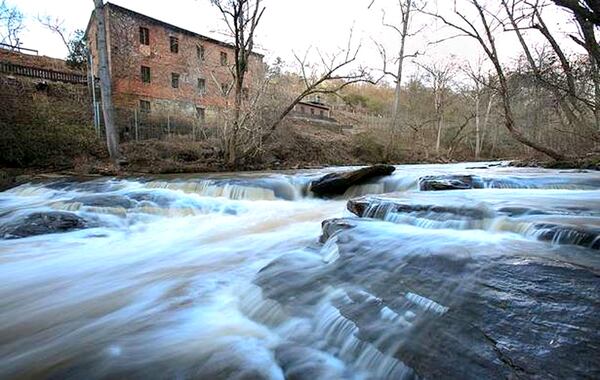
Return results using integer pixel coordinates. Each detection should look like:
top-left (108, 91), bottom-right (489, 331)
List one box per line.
top-left (253, 217), bottom-right (600, 379)
top-left (70, 195), bottom-right (134, 209)
top-left (419, 175), bottom-right (482, 191)
top-left (320, 218), bottom-right (360, 243)
top-left (347, 196), bottom-right (491, 220)
top-left (533, 223), bottom-right (600, 250)
top-left (1, 212), bottom-right (88, 239)
top-left (309, 165), bottom-right (395, 197)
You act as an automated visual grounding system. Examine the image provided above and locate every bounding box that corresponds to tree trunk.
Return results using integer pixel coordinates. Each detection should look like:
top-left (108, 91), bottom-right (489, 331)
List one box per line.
top-left (93, 0), bottom-right (120, 163)
top-left (386, 0), bottom-right (412, 160)
top-left (474, 90), bottom-right (481, 159)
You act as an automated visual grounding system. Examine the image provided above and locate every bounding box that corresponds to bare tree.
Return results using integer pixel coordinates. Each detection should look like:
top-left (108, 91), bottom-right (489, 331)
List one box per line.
top-left (418, 60), bottom-right (455, 154)
top-left (372, 0), bottom-right (426, 158)
top-left (211, 0), bottom-right (265, 165)
top-left (550, 0), bottom-right (600, 133)
top-left (0, 0), bottom-right (24, 48)
top-left (428, 0), bottom-right (566, 160)
top-left (92, 0), bottom-right (120, 163)
top-left (267, 45), bottom-right (373, 135)
top-left (501, 0), bottom-right (598, 139)
top-left (463, 58), bottom-right (497, 158)
top-left (38, 16), bottom-right (87, 70)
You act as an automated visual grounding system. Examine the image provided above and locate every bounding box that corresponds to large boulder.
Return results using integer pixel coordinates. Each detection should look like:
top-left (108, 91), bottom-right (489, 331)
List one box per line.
top-left (1, 211), bottom-right (88, 239)
top-left (309, 165), bottom-right (395, 197)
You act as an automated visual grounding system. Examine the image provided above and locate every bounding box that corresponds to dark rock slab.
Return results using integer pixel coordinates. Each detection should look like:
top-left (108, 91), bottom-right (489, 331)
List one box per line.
top-left (253, 218), bottom-right (600, 379)
top-left (1, 212), bottom-right (88, 239)
top-left (309, 165), bottom-right (395, 197)
top-left (533, 223), bottom-right (600, 250)
top-left (419, 175), bottom-right (483, 191)
top-left (347, 196), bottom-right (492, 220)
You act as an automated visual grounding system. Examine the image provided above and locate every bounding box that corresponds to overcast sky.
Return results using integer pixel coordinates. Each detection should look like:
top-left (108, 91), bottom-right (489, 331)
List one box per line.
top-left (8, 0), bottom-right (580, 83)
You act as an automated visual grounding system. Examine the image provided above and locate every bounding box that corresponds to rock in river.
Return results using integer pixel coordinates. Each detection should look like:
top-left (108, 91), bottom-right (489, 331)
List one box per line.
top-left (1, 212), bottom-right (88, 239)
top-left (419, 175), bottom-right (483, 191)
top-left (309, 165), bottom-right (395, 197)
top-left (252, 217), bottom-right (600, 379)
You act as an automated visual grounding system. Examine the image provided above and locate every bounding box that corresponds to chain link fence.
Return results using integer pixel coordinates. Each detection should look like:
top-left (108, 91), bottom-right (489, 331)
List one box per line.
top-left (93, 105), bottom-right (213, 142)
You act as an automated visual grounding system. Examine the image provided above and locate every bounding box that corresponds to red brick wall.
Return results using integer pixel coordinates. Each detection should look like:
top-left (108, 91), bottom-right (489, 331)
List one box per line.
top-left (88, 4), bottom-right (264, 126)
top-left (0, 48), bottom-right (80, 73)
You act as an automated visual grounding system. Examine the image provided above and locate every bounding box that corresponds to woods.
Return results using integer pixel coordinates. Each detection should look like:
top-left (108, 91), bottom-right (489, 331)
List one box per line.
top-left (1, 0), bottom-right (599, 172)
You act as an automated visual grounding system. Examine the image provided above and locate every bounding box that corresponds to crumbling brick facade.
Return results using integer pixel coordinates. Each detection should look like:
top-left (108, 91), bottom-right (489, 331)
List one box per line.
top-left (85, 3), bottom-right (264, 134)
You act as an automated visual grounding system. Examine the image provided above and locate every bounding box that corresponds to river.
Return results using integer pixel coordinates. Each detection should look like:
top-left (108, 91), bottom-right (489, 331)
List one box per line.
top-left (0, 162), bottom-right (599, 379)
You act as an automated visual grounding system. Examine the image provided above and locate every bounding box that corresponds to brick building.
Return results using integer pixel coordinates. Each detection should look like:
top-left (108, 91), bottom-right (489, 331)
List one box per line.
top-left (85, 3), bottom-right (264, 135)
top-left (293, 100), bottom-right (332, 120)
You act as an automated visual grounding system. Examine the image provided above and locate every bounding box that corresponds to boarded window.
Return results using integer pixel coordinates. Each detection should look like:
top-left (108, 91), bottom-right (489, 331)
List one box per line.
top-left (197, 78), bottom-right (206, 94)
top-left (171, 73), bottom-right (180, 88)
top-left (141, 66), bottom-right (151, 83)
top-left (220, 51), bottom-right (228, 66)
top-left (170, 36), bottom-right (179, 53)
top-left (196, 107), bottom-right (206, 122)
top-left (197, 45), bottom-right (205, 61)
top-left (221, 82), bottom-right (228, 96)
top-left (139, 27), bottom-right (149, 45)
top-left (140, 100), bottom-right (151, 113)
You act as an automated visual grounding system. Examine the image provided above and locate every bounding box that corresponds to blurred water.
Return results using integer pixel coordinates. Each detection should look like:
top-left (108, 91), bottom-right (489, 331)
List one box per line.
top-left (0, 162), bottom-right (599, 379)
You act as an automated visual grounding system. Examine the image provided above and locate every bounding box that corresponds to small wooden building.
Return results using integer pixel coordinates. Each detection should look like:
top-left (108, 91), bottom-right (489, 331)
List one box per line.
top-left (293, 100), bottom-right (331, 119)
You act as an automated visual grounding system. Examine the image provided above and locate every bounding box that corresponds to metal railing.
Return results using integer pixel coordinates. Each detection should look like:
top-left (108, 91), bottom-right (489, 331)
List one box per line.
top-left (0, 61), bottom-right (87, 84)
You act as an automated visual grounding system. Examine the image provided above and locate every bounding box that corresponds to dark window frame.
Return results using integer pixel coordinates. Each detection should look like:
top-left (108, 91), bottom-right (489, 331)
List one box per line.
top-left (196, 106), bottom-right (206, 122)
top-left (140, 99), bottom-right (151, 113)
top-left (170, 36), bottom-right (179, 53)
top-left (220, 51), bottom-right (228, 66)
top-left (171, 73), bottom-right (180, 88)
top-left (221, 82), bottom-right (229, 96)
top-left (197, 78), bottom-right (206, 94)
top-left (197, 45), bottom-right (205, 61)
top-left (141, 65), bottom-right (151, 83)
top-left (139, 27), bottom-right (150, 45)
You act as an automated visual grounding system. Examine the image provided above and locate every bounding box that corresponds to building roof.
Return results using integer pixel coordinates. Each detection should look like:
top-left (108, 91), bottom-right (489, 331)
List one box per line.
top-left (85, 2), bottom-right (263, 58)
top-left (298, 100), bottom-right (330, 111)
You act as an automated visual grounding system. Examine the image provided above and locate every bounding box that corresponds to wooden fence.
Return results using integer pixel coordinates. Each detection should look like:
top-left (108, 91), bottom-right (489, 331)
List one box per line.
top-left (0, 61), bottom-right (88, 85)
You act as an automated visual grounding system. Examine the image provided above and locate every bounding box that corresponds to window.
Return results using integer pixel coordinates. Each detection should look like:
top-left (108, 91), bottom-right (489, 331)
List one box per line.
top-left (171, 73), bottom-right (180, 88)
top-left (197, 78), bottom-right (206, 94)
top-left (320, 110), bottom-right (324, 117)
top-left (310, 108), bottom-right (315, 115)
top-left (242, 87), bottom-right (249, 100)
top-left (140, 100), bottom-right (151, 113)
top-left (196, 107), bottom-right (205, 122)
top-left (220, 51), bottom-right (228, 66)
top-left (300, 106), bottom-right (305, 113)
top-left (141, 66), bottom-right (151, 83)
top-left (197, 45), bottom-right (205, 61)
top-left (221, 82), bottom-right (228, 96)
top-left (170, 36), bottom-right (179, 53)
top-left (139, 27), bottom-right (149, 45)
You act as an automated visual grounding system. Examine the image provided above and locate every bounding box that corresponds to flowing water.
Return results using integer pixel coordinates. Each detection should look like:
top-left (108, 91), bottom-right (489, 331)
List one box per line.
top-left (0, 163), bottom-right (599, 379)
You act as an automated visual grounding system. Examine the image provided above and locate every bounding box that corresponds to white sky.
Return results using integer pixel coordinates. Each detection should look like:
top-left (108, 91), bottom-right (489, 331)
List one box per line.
top-left (9, 0), bottom-right (582, 83)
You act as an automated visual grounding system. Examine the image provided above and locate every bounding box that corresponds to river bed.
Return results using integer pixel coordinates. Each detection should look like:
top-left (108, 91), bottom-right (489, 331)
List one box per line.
top-left (0, 162), bottom-right (599, 379)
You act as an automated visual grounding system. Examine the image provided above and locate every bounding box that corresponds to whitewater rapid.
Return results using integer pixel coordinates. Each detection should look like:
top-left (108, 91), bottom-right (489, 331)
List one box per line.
top-left (0, 162), bottom-right (599, 379)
